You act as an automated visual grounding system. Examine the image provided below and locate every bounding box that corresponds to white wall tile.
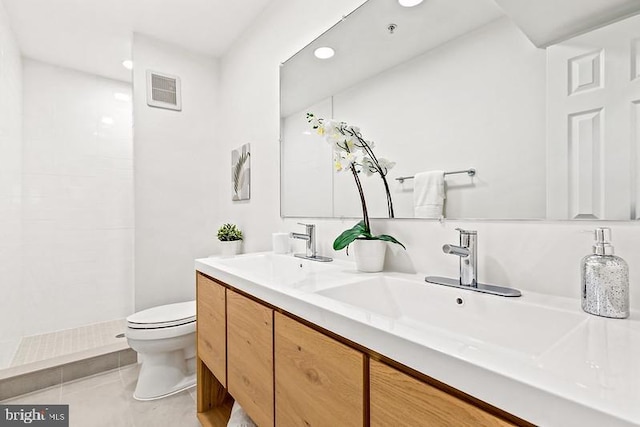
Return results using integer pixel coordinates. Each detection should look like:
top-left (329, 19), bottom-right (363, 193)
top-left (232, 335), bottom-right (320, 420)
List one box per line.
top-left (0, 0), bottom-right (23, 345)
top-left (21, 59), bottom-right (134, 336)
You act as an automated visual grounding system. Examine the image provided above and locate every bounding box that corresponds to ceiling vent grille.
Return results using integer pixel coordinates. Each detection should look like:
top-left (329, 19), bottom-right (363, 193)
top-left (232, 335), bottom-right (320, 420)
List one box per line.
top-left (146, 70), bottom-right (182, 111)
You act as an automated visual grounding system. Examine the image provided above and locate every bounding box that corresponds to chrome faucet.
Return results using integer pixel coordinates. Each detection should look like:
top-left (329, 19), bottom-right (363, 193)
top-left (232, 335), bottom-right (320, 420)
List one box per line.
top-left (290, 223), bottom-right (332, 262)
top-left (426, 229), bottom-right (521, 297)
top-left (443, 228), bottom-right (477, 286)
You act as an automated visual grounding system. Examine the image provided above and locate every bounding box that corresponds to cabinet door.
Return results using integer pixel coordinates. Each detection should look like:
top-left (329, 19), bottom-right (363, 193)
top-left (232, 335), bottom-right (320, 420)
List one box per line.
top-left (196, 274), bottom-right (226, 386)
top-left (275, 312), bottom-right (364, 427)
top-left (370, 359), bottom-right (514, 427)
top-left (227, 290), bottom-right (274, 427)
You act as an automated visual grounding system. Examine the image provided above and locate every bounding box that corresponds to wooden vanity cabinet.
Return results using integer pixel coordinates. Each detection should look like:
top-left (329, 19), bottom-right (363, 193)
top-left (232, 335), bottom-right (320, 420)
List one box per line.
top-left (195, 272), bottom-right (531, 427)
top-left (274, 312), bottom-right (365, 427)
top-left (196, 274), bottom-right (232, 425)
top-left (370, 359), bottom-right (515, 427)
top-left (227, 290), bottom-right (275, 427)
top-left (196, 274), bottom-right (227, 385)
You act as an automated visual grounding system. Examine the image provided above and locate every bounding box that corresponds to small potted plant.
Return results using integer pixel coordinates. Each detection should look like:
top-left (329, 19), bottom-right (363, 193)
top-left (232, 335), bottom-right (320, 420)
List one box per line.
top-left (217, 223), bottom-right (243, 256)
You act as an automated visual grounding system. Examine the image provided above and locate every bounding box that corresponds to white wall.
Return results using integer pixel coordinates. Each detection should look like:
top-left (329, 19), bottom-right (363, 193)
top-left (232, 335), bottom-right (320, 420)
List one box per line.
top-left (216, 0), bottom-right (367, 254)
top-left (0, 0), bottom-right (22, 360)
top-left (21, 59), bottom-right (134, 335)
top-left (133, 34), bottom-right (219, 311)
top-left (219, 0), bottom-right (640, 309)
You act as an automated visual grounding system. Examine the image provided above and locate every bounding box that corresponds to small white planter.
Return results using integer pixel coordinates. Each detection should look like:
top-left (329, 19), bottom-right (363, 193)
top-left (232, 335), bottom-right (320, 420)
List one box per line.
top-left (220, 240), bottom-right (242, 257)
top-left (353, 239), bottom-right (387, 272)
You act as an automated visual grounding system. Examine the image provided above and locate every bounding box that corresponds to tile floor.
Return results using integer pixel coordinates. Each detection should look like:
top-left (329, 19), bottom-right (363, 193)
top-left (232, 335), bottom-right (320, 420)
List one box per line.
top-left (2, 363), bottom-right (199, 427)
top-left (10, 319), bottom-right (127, 367)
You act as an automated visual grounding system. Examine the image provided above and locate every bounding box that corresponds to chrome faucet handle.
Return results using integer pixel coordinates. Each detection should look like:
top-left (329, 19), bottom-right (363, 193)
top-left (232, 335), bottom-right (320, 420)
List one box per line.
top-left (297, 222), bottom-right (315, 233)
top-left (454, 228), bottom-right (476, 249)
top-left (291, 222), bottom-right (332, 263)
top-left (291, 223), bottom-right (317, 258)
top-left (428, 228), bottom-right (521, 297)
top-left (455, 228), bottom-right (477, 235)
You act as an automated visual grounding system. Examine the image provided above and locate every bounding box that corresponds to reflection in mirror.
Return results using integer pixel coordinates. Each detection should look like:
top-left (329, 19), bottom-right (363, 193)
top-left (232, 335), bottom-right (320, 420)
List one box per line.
top-left (280, 0), bottom-right (640, 221)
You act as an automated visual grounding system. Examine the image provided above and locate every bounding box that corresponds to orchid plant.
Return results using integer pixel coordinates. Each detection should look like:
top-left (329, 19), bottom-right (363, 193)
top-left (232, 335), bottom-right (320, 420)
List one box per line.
top-left (307, 113), bottom-right (405, 251)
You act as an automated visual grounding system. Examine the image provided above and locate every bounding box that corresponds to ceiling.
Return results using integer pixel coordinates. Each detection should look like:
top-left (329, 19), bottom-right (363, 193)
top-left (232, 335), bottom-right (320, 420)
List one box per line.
top-left (2, 0), bottom-right (273, 82)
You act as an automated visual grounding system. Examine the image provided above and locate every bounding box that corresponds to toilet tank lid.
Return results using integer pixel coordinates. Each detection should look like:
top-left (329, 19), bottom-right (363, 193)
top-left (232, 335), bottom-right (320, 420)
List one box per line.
top-left (127, 300), bottom-right (196, 325)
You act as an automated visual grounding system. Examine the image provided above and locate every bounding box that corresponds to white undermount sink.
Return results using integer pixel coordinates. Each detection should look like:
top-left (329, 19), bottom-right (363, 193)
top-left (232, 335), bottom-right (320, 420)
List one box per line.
top-left (315, 275), bottom-right (588, 357)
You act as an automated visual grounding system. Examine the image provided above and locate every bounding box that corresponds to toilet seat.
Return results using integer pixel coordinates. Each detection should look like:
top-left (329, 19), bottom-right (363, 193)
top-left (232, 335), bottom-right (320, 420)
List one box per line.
top-left (127, 301), bottom-right (195, 330)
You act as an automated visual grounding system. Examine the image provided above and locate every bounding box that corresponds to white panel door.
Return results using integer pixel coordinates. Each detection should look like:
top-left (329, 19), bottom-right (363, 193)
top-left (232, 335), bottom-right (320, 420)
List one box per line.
top-left (547, 14), bottom-right (640, 219)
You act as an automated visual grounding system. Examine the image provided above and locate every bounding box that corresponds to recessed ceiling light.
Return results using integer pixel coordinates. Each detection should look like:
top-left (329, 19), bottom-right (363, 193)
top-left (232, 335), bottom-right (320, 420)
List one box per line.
top-left (122, 60), bottom-right (133, 70)
top-left (314, 47), bottom-right (335, 59)
top-left (101, 116), bottom-right (114, 125)
top-left (398, 0), bottom-right (424, 7)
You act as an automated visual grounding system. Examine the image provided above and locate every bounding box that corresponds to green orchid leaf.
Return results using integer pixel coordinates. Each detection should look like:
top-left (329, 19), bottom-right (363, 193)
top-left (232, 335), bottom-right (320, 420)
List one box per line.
top-left (333, 221), bottom-right (368, 250)
top-left (333, 220), bottom-right (406, 252)
top-left (375, 234), bottom-right (406, 250)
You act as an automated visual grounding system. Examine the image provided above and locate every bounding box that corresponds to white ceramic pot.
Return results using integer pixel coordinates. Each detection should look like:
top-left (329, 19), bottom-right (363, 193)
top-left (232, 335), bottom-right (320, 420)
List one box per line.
top-left (220, 240), bottom-right (242, 256)
top-left (352, 239), bottom-right (387, 272)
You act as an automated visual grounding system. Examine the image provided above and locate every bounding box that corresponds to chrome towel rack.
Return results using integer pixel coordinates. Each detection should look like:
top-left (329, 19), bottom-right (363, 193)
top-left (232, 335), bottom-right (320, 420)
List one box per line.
top-left (396, 168), bottom-right (476, 184)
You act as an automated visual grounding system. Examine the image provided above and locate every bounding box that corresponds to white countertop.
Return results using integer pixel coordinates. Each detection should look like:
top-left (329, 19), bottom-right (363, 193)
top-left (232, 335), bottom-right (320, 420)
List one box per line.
top-left (195, 252), bottom-right (640, 427)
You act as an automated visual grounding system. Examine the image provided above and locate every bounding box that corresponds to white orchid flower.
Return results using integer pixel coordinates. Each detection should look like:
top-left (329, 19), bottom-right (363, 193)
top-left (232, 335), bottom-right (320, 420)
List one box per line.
top-left (334, 151), bottom-right (359, 172)
top-left (328, 132), bottom-right (358, 154)
top-left (361, 157), bottom-right (377, 176)
top-left (346, 125), bottom-right (360, 136)
top-left (306, 114), bottom-right (324, 135)
top-left (377, 158), bottom-right (396, 174)
top-left (340, 151), bottom-right (358, 168)
top-left (307, 112), bottom-right (398, 218)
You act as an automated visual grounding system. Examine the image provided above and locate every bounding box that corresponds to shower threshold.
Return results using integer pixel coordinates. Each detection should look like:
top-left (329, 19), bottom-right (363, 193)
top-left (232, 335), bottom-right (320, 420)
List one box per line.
top-left (0, 319), bottom-right (136, 401)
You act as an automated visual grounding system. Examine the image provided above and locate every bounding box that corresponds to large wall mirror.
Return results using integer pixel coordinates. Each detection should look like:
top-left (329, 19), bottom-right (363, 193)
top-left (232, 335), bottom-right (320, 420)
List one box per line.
top-left (280, 0), bottom-right (640, 220)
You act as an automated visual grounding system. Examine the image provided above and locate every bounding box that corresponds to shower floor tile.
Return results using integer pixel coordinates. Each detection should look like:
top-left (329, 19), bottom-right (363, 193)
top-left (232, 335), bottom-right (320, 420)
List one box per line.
top-left (10, 319), bottom-right (127, 367)
top-left (0, 339), bottom-right (20, 370)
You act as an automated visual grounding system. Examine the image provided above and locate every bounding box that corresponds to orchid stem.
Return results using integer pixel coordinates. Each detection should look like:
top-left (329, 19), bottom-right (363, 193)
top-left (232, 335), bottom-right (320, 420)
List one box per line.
top-left (351, 164), bottom-right (370, 233)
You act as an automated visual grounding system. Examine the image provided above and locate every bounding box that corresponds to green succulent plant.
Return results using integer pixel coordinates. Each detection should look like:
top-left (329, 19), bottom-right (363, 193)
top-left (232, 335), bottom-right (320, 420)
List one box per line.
top-left (217, 223), bottom-right (243, 241)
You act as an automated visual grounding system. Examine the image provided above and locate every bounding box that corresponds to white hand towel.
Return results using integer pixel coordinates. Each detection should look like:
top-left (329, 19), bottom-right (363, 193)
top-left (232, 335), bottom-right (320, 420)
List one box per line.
top-left (227, 401), bottom-right (257, 427)
top-left (413, 170), bottom-right (445, 219)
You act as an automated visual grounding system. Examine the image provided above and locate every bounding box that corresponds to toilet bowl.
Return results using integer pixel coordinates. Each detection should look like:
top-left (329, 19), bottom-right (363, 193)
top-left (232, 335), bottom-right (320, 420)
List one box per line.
top-left (125, 300), bottom-right (196, 401)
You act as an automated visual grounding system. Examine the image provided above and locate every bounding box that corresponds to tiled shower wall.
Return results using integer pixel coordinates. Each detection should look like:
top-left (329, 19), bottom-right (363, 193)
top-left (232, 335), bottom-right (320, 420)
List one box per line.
top-left (0, 0), bottom-right (23, 365)
top-left (21, 59), bottom-right (134, 336)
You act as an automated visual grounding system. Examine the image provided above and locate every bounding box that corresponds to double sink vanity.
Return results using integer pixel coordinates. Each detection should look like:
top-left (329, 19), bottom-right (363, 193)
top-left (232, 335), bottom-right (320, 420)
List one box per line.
top-left (194, 252), bottom-right (639, 426)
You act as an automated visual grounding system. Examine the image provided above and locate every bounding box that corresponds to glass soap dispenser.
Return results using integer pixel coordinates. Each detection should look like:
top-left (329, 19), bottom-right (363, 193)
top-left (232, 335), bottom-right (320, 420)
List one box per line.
top-left (581, 227), bottom-right (629, 319)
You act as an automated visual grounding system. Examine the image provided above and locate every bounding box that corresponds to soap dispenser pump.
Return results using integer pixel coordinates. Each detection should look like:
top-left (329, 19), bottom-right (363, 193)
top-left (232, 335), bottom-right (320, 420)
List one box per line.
top-left (581, 227), bottom-right (629, 318)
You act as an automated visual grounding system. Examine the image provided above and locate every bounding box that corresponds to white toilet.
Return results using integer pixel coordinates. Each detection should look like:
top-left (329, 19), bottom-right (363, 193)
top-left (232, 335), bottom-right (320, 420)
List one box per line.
top-left (125, 300), bottom-right (197, 401)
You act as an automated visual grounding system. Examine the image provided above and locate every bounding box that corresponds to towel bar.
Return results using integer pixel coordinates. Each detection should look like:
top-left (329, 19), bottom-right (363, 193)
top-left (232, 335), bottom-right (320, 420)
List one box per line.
top-left (396, 168), bottom-right (476, 184)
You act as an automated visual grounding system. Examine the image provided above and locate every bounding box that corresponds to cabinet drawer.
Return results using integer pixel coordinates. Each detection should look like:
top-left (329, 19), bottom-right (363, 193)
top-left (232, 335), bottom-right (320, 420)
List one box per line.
top-left (275, 312), bottom-right (364, 427)
top-left (196, 274), bottom-right (226, 386)
top-left (227, 290), bottom-right (274, 427)
top-left (370, 359), bottom-right (514, 427)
